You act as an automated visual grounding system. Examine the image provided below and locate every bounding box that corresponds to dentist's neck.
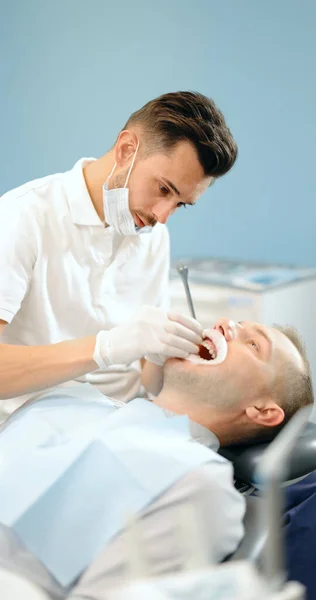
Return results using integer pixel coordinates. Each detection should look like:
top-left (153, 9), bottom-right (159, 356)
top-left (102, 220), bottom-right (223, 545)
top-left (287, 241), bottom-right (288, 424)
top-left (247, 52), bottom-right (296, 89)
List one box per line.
top-left (83, 150), bottom-right (116, 221)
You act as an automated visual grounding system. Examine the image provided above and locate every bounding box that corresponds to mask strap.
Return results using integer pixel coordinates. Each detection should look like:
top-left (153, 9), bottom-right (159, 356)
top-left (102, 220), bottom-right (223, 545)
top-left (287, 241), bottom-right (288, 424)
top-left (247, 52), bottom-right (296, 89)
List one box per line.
top-left (105, 162), bottom-right (117, 186)
top-left (124, 140), bottom-right (140, 188)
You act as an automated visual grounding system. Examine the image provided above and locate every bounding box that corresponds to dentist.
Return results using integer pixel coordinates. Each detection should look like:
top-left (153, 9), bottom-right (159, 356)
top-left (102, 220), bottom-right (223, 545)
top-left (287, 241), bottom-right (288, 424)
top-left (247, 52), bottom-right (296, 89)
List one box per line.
top-left (0, 91), bottom-right (237, 417)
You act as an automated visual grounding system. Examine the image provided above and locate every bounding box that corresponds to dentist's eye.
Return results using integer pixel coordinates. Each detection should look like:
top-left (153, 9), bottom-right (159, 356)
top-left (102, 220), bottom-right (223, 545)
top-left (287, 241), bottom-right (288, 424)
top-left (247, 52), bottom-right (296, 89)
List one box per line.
top-left (159, 184), bottom-right (170, 196)
top-left (177, 202), bottom-right (188, 209)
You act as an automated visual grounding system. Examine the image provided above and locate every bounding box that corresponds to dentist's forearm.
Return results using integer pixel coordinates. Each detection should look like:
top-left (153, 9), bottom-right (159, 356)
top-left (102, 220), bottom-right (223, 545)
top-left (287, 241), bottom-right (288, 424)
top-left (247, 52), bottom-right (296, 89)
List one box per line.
top-left (141, 360), bottom-right (164, 396)
top-left (0, 337), bottom-right (97, 399)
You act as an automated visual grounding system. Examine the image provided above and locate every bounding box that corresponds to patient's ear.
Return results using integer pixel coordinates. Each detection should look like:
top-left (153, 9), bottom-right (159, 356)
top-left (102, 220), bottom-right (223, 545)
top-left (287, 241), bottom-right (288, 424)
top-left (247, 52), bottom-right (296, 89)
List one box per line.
top-left (245, 401), bottom-right (284, 428)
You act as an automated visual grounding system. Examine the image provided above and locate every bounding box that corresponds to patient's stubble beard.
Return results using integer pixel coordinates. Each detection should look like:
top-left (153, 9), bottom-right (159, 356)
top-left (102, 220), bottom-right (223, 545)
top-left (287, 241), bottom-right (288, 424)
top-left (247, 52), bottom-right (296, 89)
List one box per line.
top-left (162, 360), bottom-right (240, 409)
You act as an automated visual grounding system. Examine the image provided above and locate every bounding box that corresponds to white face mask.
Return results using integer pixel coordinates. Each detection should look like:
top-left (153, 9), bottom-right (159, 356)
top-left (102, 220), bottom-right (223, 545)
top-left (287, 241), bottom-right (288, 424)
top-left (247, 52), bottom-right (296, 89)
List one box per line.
top-left (102, 142), bottom-right (152, 236)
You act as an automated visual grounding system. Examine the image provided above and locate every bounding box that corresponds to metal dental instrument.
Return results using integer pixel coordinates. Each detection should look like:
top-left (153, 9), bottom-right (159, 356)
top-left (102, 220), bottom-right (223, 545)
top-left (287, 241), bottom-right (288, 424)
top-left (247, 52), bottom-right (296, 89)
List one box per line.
top-left (176, 263), bottom-right (196, 320)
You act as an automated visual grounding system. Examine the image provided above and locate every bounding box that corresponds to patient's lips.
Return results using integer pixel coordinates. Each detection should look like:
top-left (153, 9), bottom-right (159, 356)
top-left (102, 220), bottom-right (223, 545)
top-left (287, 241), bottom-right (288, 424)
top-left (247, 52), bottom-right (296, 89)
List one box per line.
top-left (187, 328), bottom-right (228, 366)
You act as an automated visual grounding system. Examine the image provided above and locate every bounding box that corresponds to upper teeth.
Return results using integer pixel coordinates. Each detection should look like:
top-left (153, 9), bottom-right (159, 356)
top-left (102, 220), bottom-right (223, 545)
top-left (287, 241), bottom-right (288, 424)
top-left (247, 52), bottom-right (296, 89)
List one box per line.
top-left (186, 328), bottom-right (228, 367)
top-left (202, 339), bottom-right (217, 359)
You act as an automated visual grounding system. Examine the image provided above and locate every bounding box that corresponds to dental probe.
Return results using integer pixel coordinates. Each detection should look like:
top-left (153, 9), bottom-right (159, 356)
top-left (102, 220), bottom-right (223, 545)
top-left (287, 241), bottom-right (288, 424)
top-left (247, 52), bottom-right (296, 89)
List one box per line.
top-left (176, 263), bottom-right (197, 320)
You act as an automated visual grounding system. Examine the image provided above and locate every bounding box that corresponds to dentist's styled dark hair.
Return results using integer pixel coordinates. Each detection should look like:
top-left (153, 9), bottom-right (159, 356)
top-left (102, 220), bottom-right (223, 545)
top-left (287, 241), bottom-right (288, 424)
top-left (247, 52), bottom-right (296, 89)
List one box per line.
top-left (123, 91), bottom-right (238, 178)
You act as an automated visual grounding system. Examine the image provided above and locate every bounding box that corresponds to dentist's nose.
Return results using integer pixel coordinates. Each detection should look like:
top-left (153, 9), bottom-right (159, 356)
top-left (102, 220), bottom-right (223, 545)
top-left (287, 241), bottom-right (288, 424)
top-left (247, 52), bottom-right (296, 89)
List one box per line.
top-left (152, 202), bottom-right (174, 224)
top-left (213, 318), bottom-right (237, 342)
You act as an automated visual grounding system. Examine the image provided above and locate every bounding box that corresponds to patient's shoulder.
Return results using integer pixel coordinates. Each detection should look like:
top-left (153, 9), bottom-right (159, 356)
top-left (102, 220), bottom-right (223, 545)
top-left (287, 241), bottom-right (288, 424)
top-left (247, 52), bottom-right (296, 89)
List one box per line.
top-left (173, 461), bottom-right (237, 502)
top-left (149, 461), bottom-right (243, 522)
top-left (168, 463), bottom-right (246, 563)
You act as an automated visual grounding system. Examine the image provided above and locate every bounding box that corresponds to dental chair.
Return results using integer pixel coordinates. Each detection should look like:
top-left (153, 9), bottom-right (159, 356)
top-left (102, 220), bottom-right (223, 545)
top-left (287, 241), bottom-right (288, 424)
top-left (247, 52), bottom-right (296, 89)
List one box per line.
top-left (218, 419), bottom-right (316, 565)
top-left (220, 421), bottom-right (316, 490)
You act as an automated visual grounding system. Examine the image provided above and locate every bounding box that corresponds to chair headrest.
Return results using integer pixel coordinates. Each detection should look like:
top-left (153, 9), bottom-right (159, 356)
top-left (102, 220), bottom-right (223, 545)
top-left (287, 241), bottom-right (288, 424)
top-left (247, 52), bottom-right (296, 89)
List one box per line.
top-left (218, 421), bottom-right (316, 486)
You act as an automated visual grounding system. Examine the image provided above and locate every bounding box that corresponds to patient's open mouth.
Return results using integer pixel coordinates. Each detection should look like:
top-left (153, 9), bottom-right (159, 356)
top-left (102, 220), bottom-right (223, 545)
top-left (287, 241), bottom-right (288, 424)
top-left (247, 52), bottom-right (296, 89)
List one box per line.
top-left (187, 329), bottom-right (228, 366)
top-left (198, 337), bottom-right (217, 361)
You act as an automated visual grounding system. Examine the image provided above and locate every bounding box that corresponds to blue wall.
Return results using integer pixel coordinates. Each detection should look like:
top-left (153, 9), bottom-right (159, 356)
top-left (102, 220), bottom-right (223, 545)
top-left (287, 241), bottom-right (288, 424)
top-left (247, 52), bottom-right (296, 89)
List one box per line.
top-left (1, 0), bottom-right (315, 266)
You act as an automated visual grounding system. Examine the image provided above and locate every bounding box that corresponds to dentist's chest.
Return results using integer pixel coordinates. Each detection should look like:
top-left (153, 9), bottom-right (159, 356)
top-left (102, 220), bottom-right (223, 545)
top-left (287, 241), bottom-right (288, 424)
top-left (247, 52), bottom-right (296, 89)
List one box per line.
top-left (33, 225), bottom-right (163, 336)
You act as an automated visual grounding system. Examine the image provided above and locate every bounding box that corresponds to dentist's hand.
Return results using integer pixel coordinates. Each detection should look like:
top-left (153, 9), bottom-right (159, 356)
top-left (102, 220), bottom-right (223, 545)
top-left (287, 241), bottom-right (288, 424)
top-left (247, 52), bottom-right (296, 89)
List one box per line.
top-left (144, 309), bottom-right (203, 366)
top-left (93, 306), bottom-right (203, 369)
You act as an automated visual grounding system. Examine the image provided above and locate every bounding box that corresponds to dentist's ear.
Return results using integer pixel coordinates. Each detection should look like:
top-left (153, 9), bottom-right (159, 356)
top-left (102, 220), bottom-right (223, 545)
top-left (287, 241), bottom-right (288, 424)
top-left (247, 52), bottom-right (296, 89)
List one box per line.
top-left (114, 130), bottom-right (139, 168)
top-left (246, 402), bottom-right (285, 428)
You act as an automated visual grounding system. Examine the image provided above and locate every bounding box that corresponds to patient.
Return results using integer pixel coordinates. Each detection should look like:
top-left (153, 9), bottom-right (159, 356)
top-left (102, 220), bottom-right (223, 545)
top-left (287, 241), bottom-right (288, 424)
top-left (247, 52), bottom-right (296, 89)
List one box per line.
top-left (0, 318), bottom-right (313, 600)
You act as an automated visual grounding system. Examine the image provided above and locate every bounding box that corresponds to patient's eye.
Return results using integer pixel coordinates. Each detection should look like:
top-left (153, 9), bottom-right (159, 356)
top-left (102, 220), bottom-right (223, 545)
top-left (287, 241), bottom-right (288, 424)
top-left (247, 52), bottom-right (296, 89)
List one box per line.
top-left (248, 340), bottom-right (259, 352)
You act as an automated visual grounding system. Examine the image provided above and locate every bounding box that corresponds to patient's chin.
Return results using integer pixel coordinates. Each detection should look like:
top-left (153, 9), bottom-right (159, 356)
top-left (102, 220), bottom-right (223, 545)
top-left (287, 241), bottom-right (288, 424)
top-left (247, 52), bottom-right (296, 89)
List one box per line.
top-left (163, 357), bottom-right (204, 384)
top-left (163, 357), bottom-right (187, 377)
top-left (164, 357), bottom-right (183, 370)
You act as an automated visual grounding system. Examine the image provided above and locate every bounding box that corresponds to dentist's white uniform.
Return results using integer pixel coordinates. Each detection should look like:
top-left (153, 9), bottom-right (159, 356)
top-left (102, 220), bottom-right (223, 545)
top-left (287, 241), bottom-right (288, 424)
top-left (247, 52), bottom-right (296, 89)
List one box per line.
top-left (0, 158), bottom-right (170, 418)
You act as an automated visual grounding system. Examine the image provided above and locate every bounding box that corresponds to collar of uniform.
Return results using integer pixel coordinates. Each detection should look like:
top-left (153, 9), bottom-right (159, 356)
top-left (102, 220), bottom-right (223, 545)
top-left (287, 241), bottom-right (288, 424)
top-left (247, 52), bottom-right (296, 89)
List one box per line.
top-left (65, 158), bottom-right (104, 227)
top-left (161, 407), bottom-right (219, 451)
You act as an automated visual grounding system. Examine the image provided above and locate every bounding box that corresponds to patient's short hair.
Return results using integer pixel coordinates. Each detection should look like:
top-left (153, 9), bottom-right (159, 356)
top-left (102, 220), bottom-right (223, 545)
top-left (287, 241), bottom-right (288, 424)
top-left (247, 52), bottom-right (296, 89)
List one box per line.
top-left (123, 91), bottom-right (237, 178)
top-left (253, 325), bottom-right (314, 443)
top-left (275, 325), bottom-right (314, 419)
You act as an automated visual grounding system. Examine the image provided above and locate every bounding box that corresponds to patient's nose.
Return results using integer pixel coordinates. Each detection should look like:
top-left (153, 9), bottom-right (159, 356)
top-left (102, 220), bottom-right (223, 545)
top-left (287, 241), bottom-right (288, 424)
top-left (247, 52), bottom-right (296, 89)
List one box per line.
top-left (213, 318), bottom-right (236, 341)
